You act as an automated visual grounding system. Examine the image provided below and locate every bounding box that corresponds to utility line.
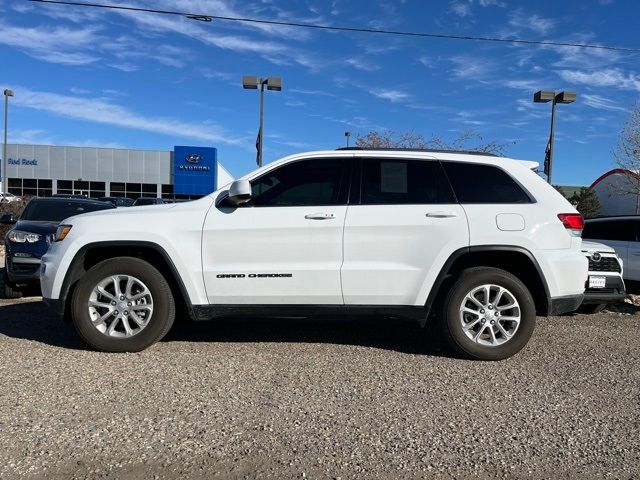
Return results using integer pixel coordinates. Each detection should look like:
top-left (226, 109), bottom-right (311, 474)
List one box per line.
top-left (29, 0), bottom-right (640, 53)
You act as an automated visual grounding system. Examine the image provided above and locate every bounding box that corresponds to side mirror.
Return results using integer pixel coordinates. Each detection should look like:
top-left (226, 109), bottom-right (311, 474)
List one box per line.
top-left (227, 179), bottom-right (252, 207)
top-left (0, 214), bottom-right (16, 224)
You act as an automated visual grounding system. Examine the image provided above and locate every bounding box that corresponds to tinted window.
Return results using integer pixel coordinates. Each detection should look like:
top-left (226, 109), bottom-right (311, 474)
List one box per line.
top-left (583, 220), bottom-right (637, 242)
top-left (21, 199), bottom-right (113, 222)
top-left (361, 159), bottom-right (454, 205)
top-left (251, 159), bottom-right (350, 207)
top-left (442, 162), bottom-right (532, 204)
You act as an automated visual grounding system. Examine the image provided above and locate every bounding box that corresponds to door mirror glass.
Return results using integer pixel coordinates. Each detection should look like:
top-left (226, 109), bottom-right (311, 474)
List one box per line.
top-left (0, 214), bottom-right (16, 224)
top-left (227, 179), bottom-right (252, 207)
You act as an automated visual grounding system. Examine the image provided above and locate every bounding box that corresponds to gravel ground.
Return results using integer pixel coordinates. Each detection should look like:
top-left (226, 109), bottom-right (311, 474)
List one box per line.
top-left (0, 263), bottom-right (639, 479)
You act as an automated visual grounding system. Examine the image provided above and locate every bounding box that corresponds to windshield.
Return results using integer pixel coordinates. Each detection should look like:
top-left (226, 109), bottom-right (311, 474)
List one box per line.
top-left (20, 199), bottom-right (113, 222)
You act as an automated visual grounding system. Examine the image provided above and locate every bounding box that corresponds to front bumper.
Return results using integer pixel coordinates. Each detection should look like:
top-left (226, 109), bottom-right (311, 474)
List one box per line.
top-left (4, 255), bottom-right (42, 286)
top-left (549, 294), bottom-right (584, 315)
top-left (43, 297), bottom-right (66, 319)
top-left (582, 275), bottom-right (626, 305)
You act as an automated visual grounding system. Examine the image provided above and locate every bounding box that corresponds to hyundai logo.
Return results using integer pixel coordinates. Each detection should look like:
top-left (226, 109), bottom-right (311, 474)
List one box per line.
top-left (185, 154), bottom-right (203, 164)
top-left (591, 252), bottom-right (602, 262)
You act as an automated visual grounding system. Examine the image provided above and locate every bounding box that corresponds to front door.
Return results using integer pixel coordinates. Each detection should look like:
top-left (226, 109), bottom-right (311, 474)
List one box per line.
top-left (202, 157), bottom-right (352, 305)
top-left (341, 157), bottom-right (468, 305)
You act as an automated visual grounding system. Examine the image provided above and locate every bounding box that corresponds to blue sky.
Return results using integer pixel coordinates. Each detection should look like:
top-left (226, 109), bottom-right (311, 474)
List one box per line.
top-left (1, 0), bottom-right (639, 185)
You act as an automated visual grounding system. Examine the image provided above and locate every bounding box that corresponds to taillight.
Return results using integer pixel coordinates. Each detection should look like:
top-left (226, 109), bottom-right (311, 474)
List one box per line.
top-left (558, 213), bottom-right (584, 233)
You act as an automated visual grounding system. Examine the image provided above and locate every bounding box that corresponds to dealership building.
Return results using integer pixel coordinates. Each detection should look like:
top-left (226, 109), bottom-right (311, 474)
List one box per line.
top-left (0, 143), bottom-right (234, 200)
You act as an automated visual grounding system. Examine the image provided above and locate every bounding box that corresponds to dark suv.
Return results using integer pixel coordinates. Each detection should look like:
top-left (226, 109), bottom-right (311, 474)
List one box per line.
top-left (1, 197), bottom-right (114, 298)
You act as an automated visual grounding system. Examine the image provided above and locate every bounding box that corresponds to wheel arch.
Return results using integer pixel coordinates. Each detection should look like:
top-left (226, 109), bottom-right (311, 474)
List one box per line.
top-left (424, 246), bottom-right (551, 323)
top-left (58, 241), bottom-right (193, 321)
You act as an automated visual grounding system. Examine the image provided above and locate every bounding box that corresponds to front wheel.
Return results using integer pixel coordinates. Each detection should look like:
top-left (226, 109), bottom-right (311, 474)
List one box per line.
top-left (71, 257), bottom-right (175, 352)
top-left (440, 267), bottom-right (536, 361)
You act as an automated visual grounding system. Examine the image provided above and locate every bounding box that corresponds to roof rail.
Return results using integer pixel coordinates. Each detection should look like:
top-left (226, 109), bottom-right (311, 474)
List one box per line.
top-left (335, 147), bottom-right (498, 157)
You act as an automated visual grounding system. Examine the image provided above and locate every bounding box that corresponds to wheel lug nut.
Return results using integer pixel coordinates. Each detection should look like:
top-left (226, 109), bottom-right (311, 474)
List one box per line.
top-left (120, 295), bottom-right (125, 300)
top-left (490, 320), bottom-right (495, 325)
top-left (488, 305), bottom-right (493, 310)
top-left (113, 310), bottom-right (119, 316)
top-left (124, 311), bottom-right (129, 315)
top-left (480, 309), bottom-right (485, 314)
top-left (111, 301), bottom-right (116, 306)
top-left (481, 319), bottom-right (486, 324)
top-left (127, 302), bottom-right (132, 307)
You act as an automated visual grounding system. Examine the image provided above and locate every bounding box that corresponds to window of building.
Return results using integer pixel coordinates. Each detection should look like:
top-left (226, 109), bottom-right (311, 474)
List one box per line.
top-left (442, 162), bottom-right (533, 204)
top-left (110, 182), bottom-right (125, 193)
top-left (361, 159), bottom-right (454, 205)
top-left (250, 159), bottom-right (350, 207)
top-left (142, 183), bottom-right (157, 195)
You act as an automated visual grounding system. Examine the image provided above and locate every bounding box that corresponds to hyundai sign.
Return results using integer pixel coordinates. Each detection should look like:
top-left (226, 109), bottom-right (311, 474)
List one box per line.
top-left (173, 146), bottom-right (217, 195)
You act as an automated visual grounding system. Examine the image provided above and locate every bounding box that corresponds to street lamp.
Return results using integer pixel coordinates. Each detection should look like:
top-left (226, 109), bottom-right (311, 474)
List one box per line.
top-left (345, 131), bottom-right (351, 148)
top-left (243, 76), bottom-right (282, 168)
top-left (3, 89), bottom-right (14, 195)
top-left (533, 90), bottom-right (576, 184)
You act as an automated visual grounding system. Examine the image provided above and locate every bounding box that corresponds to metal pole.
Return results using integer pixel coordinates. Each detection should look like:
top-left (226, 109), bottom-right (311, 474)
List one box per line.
top-left (547, 98), bottom-right (557, 185)
top-left (258, 80), bottom-right (265, 168)
top-left (2, 93), bottom-right (8, 195)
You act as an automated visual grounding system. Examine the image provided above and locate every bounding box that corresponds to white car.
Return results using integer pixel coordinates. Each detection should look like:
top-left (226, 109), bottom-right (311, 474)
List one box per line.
top-left (579, 240), bottom-right (626, 313)
top-left (583, 216), bottom-right (640, 282)
top-left (40, 148), bottom-right (588, 360)
top-left (0, 192), bottom-right (18, 203)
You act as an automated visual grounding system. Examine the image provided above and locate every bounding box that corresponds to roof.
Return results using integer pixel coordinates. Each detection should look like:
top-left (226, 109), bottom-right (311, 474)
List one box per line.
top-left (590, 168), bottom-right (640, 188)
top-left (336, 147), bottom-right (498, 157)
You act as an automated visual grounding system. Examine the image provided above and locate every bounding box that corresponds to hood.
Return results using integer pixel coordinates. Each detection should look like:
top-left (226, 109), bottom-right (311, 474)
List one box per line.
top-left (581, 240), bottom-right (616, 254)
top-left (12, 220), bottom-right (60, 236)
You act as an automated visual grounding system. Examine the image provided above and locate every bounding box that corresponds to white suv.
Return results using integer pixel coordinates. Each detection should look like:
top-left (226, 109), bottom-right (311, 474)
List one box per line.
top-left (40, 149), bottom-right (587, 360)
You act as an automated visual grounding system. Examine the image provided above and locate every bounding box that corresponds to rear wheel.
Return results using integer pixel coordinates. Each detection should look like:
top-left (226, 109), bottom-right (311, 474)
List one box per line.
top-left (71, 257), bottom-right (175, 352)
top-left (440, 267), bottom-right (536, 360)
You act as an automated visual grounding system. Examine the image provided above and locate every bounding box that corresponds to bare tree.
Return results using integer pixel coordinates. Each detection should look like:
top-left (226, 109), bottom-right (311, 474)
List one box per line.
top-left (354, 130), bottom-right (513, 156)
top-left (613, 104), bottom-right (640, 214)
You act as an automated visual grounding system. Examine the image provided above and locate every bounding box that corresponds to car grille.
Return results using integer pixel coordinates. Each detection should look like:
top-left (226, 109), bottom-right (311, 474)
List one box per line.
top-left (588, 256), bottom-right (621, 273)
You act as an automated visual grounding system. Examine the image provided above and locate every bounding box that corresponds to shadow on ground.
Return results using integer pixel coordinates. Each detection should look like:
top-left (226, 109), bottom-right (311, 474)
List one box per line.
top-left (0, 298), bottom-right (450, 356)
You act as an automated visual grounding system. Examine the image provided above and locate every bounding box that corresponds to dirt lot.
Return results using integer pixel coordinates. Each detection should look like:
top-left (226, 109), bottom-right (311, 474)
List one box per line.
top-left (0, 263), bottom-right (639, 479)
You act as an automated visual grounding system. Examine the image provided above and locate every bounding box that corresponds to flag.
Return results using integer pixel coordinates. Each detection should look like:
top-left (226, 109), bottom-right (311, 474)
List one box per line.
top-left (543, 139), bottom-right (551, 177)
top-left (255, 130), bottom-right (262, 166)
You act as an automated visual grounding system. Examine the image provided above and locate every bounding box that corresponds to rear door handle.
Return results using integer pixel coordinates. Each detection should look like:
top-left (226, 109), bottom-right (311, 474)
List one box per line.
top-left (426, 211), bottom-right (457, 218)
top-left (305, 212), bottom-right (336, 220)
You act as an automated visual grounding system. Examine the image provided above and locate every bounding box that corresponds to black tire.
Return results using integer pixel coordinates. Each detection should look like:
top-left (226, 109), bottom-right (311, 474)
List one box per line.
top-left (440, 267), bottom-right (536, 361)
top-left (1, 271), bottom-right (22, 299)
top-left (577, 303), bottom-right (606, 314)
top-left (71, 257), bottom-right (175, 352)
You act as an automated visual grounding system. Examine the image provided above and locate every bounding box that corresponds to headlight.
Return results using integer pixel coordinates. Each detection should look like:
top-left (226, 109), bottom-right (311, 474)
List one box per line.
top-left (8, 230), bottom-right (41, 243)
top-left (54, 224), bottom-right (72, 242)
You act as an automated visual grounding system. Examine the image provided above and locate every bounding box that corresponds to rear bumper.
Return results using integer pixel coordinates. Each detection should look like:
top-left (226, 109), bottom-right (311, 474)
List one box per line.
top-left (549, 294), bottom-right (584, 316)
top-left (582, 275), bottom-right (626, 305)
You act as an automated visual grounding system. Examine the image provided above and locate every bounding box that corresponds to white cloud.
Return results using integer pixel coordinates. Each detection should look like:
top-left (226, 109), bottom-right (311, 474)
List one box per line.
top-left (369, 88), bottom-right (410, 102)
top-left (557, 68), bottom-right (640, 91)
top-left (0, 21), bottom-right (101, 65)
top-left (450, 2), bottom-right (472, 17)
top-left (508, 9), bottom-right (556, 35)
top-left (345, 58), bottom-right (380, 71)
top-left (581, 94), bottom-right (628, 112)
top-left (11, 87), bottom-right (241, 145)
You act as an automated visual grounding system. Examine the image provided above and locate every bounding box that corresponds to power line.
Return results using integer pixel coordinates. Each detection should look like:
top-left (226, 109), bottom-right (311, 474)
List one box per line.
top-left (29, 0), bottom-right (640, 53)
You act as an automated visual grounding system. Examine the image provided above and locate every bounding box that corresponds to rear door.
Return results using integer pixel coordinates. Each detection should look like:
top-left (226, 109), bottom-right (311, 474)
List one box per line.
top-left (341, 157), bottom-right (468, 305)
top-left (623, 219), bottom-right (640, 281)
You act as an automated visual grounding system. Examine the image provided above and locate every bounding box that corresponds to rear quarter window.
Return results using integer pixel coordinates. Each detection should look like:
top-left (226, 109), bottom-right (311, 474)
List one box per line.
top-left (442, 162), bottom-right (533, 204)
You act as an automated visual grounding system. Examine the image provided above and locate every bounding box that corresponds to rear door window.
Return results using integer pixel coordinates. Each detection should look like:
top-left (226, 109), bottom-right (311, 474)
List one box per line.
top-left (361, 158), bottom-right (455, 204)
top-left (442, 161), bottom-right (532, 204)
top-left (584, 220), bottom-right (637, 242)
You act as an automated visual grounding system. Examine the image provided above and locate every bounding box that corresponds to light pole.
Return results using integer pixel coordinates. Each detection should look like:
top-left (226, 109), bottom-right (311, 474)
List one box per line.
top-left (3, 89), bottom-right (14, 195)
top-left (533, 90), bottom-right (576, 185)
top-left (345, 131), bottom-right (351, 148)
top-left (242, 76), bottom-right (282, 167)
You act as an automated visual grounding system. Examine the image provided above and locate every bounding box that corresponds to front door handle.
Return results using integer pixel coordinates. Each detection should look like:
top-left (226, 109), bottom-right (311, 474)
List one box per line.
top-left (305, 212), bottom-right (336, 220)
top-left (426, 211), bottom-right (458, 218)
